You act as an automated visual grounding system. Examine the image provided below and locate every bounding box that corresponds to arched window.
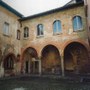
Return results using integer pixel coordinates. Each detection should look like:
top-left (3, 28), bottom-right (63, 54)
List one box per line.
top-left (17, 30), bottom-right (20, 40)
top-left (3, 22), bottom-right (9, 36)
top-left (53, 20), bottom-right (62, 34)
top-left (37, 24), bottom-right (43, 36)
top-left (73, 16), bottom-right (83, 31)
top-left (24, 27), bottom-right (29, 38)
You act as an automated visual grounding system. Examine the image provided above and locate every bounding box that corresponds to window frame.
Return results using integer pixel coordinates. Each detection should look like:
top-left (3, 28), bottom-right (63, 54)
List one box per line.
top-left (3, 22), bottom-right (9, 36)
top-left (53, 20), bottom-right (62, 35)
top-left (73, 16), bottom-right (83, 32)
top-left (24, 27), bottom-right (29, 39)
top-left (37, 24), bottom-right (44, 37)
top-left (17, 30), bottom-right (20, 40)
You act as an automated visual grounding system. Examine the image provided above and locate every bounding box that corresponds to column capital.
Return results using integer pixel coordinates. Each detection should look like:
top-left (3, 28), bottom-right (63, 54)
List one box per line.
top-left (37, 56), bottom-right (42, 60)
top-left (60, 50), bottom-right (64, 56)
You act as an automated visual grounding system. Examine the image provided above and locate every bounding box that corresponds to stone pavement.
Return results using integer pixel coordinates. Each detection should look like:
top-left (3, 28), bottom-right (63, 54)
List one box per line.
top-left (0, 75), bottom-right (90, 90)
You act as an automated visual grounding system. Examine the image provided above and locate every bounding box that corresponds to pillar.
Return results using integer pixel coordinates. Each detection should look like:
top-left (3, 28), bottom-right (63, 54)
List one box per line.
top-left (0, 62), bottom-right (4, 77)
top-left (61, 55), bottom-right (65, 77)
top-left (39, 57), bottom-right (41, 75)
top-left (32, 61), bottom-right (34, 73)
top-left (28, 60), bottom-right (30, 73)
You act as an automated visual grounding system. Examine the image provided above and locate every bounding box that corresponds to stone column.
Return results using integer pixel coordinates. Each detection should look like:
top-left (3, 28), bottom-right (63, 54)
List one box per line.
top-left (38, 57), bottom-right (41, 75)
top-left (61, 55), bottom-right (64, 77)
top-left (0, 62), bottom-right (4, 77)
top-left (38, 56), bottom-right (42, 75)
top-left (33, 61), bottom-right (35, 73)
top-left (14, 63), bottom-right (16, 75)
top-left (28, 60), bottom-right (30, 74)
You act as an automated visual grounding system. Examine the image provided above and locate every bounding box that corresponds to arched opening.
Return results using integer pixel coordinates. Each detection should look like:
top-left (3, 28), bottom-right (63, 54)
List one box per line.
top-left (64, 42), bottom-right (89, 75)
top-left (24, 27), bottom-right (29, 38)
top-left (41, 45), bottom-right (61, 75)
top-left (23, 47), bottom-right (39, 74)
top-left (3, 54), bottom-right (15, 76)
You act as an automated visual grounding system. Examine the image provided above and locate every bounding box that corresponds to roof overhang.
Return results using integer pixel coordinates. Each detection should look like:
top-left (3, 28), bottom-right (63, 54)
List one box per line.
top-left (20, 1), bottom-right (84, 21)
top-left (0, 0), bottom-right (24, 18)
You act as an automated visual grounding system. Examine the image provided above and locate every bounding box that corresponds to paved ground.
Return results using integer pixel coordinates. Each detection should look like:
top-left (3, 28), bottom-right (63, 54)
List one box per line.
top-left (0, 76), bottom-right (90, 90)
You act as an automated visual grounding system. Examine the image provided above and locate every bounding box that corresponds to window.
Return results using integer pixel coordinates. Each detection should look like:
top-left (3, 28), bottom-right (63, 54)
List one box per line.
top-left (4, 56), bottom-right (14, 70)
top-left (37, 24), bottom-right (43, 36)
top-left (17, 30), bottom-right (20, 40)
top-left (24, 27), bottom-right (29, 38)
top-left (3, 22), bottom-right (9, 36)
top-left (53, 20), bottom-right (62, 34)
top-left (73, 16), bottom-right (83, 31)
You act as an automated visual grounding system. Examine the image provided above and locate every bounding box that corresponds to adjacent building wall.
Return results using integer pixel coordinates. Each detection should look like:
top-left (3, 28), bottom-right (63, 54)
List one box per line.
top-left (84, 0), bottom-right (90, 45)
top-left (0, 6), bottom-right (21, 76)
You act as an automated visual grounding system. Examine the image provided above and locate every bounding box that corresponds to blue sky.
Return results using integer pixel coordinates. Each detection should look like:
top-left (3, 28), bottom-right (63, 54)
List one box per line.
top-left (3, 0), bottom-right (71, 16)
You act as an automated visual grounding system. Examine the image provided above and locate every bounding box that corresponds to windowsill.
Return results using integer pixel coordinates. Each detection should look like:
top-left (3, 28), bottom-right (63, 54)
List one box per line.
top-left (36, 35), bottom-right (44, 38)
top-left (17, 38), bottom-right (20, 40)
top-left (73, 29), bottom-right (84, 32)
top-left (23, 37), bottom-right (29, 40)
top-left (53, 32), bottom-right (62, 36)
top-left (3, 34), bottom-right (10, 37)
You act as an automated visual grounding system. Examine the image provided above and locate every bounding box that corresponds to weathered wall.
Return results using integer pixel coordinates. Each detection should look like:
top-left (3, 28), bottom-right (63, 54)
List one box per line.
top-left (0, 6), bottom-right (21, 76)
top-left (21, 5), bottom-right (89, 56)
top-left (84, 0), bottom-right (90, 45)
top-left (21, 5), bottom-right (90, 74)
top-left (84, 0), bottom-right (90, 26)
top-left (0, 6), bottom-right (21, 55)
top-left (0, 2), bottom-right (90, 76)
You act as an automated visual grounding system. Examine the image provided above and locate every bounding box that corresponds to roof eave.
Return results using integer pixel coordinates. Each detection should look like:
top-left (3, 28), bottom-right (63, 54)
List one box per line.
top-left (20, 1), bottom-right (84, 21)
top-left (0, 0), bottom-right (24, 18)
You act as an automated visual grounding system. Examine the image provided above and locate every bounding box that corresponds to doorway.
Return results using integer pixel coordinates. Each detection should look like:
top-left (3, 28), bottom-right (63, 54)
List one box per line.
top-left (25, 61), bottom-right (29, 73)
top-left (32, 61), bottom-right (39, 74)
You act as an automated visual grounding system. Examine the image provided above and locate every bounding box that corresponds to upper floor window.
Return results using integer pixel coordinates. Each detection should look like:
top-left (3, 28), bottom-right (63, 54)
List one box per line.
top-left (24, 27), bottom-right (29, 38)
top-left (17, 30), bottom-right (20, 40)
top-left (3, 22), bottom-right (9, 36)
top-left (37, 24), bottom-right (44, 36)
top-left (53, 20), bottom-right (62, 34)
top-left (73, 16), bottom-right (83, 31)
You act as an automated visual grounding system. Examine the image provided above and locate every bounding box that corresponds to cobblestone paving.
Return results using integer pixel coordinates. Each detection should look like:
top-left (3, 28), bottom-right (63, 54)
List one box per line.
top-left (0, 77), bottom-right (90, 90)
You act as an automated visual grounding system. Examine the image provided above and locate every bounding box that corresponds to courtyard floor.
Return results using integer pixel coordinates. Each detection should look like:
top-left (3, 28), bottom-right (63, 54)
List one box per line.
top-left (0, 75), bottom-right (90, 90)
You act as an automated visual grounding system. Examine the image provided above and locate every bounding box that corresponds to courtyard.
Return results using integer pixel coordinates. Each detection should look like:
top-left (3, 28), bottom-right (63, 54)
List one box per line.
top-left (0, 75), bottom-right (90, 90)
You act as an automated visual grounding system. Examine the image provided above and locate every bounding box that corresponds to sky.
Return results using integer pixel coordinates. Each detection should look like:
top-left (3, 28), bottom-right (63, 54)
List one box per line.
top-left (2, 0), bottom-right (71, 16)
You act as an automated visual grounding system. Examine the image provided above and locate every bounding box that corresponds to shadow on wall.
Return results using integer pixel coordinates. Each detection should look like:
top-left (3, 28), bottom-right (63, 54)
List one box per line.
top-left (41, 45), bottom-right (61, 75)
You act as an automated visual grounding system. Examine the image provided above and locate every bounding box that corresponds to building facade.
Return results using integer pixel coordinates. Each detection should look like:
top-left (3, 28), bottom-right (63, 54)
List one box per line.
top-left (84, 0), bottom-right (90, 45)
top-left (84, 0), bottom-right (90, 27)
top-left (0, 0), bottom-right (90, 77)
top-left (0, 1), bottom-right (23, 76)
